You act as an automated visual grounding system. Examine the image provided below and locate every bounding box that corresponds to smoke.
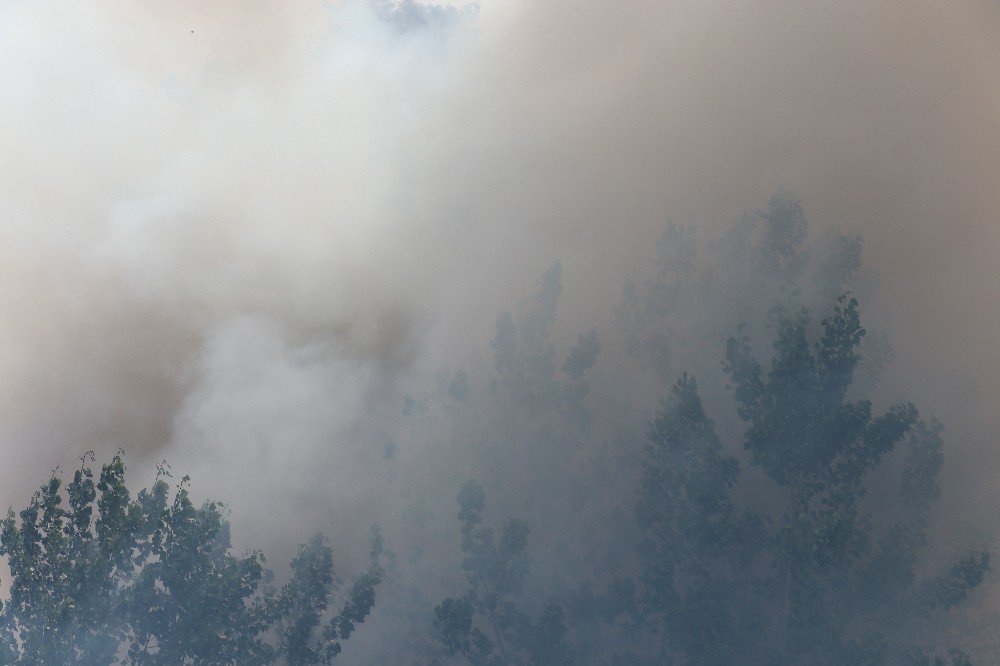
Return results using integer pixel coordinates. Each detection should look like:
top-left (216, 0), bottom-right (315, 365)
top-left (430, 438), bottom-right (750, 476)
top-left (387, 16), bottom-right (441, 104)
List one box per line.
top-left (1, 0), bottom-right (1000, 648)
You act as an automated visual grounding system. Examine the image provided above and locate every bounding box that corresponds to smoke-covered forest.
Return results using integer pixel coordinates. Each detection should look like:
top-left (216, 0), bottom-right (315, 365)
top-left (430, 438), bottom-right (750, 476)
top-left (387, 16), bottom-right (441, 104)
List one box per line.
top-left (0, 194), bottom-right (992, 663)
top-left (2, 1), bottom-right (1000, 664)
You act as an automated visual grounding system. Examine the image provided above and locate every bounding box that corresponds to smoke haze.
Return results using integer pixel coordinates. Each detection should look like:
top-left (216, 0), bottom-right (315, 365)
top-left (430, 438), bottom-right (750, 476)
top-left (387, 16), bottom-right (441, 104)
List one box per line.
top-left (1, 0), bottom-right (1000, 658)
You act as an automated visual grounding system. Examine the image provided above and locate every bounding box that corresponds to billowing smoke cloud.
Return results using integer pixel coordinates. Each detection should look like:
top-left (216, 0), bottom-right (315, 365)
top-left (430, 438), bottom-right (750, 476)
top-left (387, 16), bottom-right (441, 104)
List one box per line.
top-left (1, 0), bottom-right (999, 641)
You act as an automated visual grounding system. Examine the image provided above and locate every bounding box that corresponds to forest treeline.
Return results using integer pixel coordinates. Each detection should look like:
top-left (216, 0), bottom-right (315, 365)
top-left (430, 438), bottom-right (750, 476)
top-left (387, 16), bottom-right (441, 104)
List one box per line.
top-left (0, 194), bottom-right (989, 664)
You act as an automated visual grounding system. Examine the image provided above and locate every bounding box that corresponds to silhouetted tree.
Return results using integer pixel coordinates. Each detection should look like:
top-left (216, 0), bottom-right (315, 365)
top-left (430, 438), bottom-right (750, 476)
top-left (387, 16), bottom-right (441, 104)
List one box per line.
top-left (635, 374), bottom-right (763, 664)
top-left (0, 452), bottom-right (383, 664)
top-left (433, 481), bottom-right (573, 665)
top-left (627, 295), bottom-right (988, 663)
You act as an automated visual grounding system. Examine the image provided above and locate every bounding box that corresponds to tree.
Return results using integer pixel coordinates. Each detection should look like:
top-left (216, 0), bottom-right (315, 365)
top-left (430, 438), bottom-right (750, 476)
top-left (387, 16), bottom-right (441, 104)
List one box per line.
top-left (635, 374), bottom-right (763, 664)
top-left (433, 481), bottom-right (573, 665)
top-left (0, 452), bottom-right (383, 664)
top-left (630, 295), bottom-right (988, 663)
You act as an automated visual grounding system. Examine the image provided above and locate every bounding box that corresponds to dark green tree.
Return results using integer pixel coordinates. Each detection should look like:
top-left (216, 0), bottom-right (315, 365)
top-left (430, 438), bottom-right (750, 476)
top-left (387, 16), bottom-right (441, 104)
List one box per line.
top-left (723, 296), bottom-right (990, 661)
top-left (635, 374), bottom-right (763, 664)
top-left (0, 452), bottom-right (383, 664)
top-left (629, 294), bottom-right (988, 663)
top-left (433, 481), bottom-right (573, 665)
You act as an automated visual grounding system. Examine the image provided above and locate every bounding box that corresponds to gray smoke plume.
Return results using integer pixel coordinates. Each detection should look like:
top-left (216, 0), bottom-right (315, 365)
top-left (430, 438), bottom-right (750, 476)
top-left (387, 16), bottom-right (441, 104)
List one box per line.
top-left (1, 1), bottom-right (999, 658)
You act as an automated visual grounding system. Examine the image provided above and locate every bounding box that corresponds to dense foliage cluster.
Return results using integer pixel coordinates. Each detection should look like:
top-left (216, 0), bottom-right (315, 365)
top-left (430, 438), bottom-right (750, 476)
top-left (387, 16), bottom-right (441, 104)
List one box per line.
top-left (0, 454), bottom-right (383, 664)
top-left (433, 481), bottom-right (573, 665)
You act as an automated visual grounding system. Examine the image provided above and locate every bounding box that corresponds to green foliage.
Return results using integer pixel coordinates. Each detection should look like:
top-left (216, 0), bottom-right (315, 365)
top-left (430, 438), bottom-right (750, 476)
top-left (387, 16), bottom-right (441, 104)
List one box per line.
top-left (479, 261), bottom-right (602, 524)
top-left (433, 481), bottom-right (573, 665)
top-left (0, 453), bottom-right (382, 664)
top-left (736, 296), bottom-right (985, 661)
top-left (626, 292), bottom-right (988, 663)
top-left (921, 552), bottom-right (991, 612)
top-left (635, 374), bottom-right (763, 664)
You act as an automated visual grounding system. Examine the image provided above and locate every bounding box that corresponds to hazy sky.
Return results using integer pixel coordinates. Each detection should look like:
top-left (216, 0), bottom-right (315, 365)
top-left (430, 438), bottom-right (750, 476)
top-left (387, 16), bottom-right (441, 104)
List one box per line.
top-left (0, 0), bottom-right (998, 562)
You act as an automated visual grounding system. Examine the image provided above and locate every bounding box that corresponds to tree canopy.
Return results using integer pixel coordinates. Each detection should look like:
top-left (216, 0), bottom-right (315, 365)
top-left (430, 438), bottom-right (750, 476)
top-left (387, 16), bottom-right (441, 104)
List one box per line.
top-left (0, 453), bottom-right (383, 664)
